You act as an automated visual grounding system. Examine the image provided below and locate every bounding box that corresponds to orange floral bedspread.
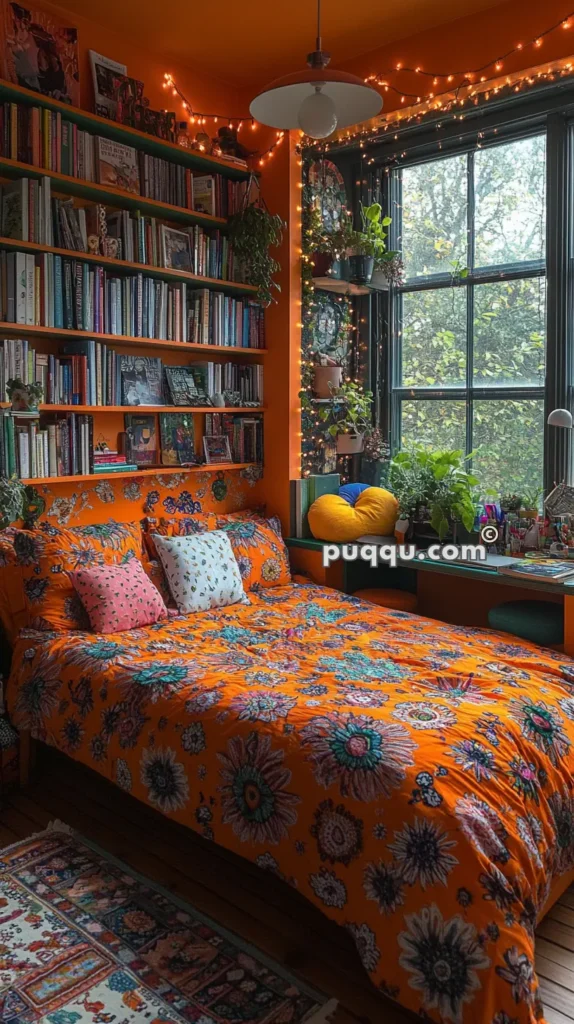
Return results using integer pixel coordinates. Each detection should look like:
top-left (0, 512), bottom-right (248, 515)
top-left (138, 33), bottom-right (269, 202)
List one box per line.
top-left (7, 582), bottom-right (574, 1024)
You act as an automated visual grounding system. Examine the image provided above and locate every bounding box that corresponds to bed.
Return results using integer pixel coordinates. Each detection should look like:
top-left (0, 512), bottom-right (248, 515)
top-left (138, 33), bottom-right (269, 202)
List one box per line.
top-left (6, 578), bottom-right (574, 1024)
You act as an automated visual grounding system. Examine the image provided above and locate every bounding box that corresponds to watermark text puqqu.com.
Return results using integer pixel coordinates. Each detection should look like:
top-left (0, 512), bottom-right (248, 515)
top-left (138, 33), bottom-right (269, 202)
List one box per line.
top-left (322, 542), bottom-right (487, 568)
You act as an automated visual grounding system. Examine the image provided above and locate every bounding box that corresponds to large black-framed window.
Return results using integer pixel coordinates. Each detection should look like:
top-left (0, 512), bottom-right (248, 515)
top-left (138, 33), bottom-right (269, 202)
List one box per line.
top-left (388, 131), bottom-right (548, 497)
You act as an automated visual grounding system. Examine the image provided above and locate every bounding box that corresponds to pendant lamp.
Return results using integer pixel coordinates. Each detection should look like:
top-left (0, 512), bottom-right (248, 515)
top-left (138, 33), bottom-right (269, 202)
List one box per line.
top-left (250, 0), bottom-right (383, 140)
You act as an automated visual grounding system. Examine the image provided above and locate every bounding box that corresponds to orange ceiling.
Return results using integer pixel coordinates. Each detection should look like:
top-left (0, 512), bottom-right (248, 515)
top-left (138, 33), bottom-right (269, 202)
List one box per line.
top-left (53, 0), bottom-right (504, 89)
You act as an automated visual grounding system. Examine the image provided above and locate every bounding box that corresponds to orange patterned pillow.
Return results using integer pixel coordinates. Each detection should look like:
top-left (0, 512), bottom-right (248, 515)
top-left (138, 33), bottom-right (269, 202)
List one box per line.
top-left (8, 520), bottom-right (144, 631)
top-left (214, 516), bottom-right (291, 590)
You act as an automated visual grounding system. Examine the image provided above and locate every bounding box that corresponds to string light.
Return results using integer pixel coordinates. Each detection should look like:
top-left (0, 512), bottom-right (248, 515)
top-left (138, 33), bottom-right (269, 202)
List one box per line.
top-left (163, 73), bottom-right (254, 132)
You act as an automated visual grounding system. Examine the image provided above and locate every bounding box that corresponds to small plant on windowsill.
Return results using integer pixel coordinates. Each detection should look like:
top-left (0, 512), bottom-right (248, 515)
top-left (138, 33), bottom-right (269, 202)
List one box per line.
top-left (330, 204), bottom-right (403, 286)
top-left (520, 487), bottom-right (543, 518)
top-left (389, 446), bottom-right (479, 541)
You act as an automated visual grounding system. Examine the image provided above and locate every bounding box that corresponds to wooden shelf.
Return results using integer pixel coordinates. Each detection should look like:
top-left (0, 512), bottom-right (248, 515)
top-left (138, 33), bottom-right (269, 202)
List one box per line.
top-left (313, 277), bottom-right (371, 296)
top-left (23, 463), bottom-right (256, 485)
top-left (0, 322), bottom-right (266, 356)
top-left (1, 403), bottom-right (265, 413)
top-left (0, 157), bottom-right (228, 231)
top-left (0, 78), bottom-right (253, 181)
top-left (0, 236), bottom-right (258, 296)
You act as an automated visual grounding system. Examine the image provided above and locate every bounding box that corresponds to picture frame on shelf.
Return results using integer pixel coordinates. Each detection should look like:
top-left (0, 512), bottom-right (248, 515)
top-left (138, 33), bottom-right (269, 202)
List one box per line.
top-left (159, 412), bottom-right (198, 466)
top-left (124, 413), bottom-right (158, 466)
top-left (161, 226), bottom-right (193, 272)
top-left (203, 435), bottom-right (232, 464)
top-left (2, 2), bottom-right (80, 106)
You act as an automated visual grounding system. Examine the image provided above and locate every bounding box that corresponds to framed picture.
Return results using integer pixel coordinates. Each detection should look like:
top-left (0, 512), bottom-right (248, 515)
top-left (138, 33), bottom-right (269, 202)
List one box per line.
top-left (161, 226), bottom-right (192, 272)
top-left (159, 412), bottom-right (197, 466)
top-left (124, 414), bottom-right (157, 466)
top-left (203, 435), bottom-right (232, 465)
top-left (2, 2), bottom-right (80, 105)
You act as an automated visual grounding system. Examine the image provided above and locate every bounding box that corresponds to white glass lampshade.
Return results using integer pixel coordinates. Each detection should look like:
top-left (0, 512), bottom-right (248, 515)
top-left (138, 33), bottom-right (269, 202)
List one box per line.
top-left (547, 408), bottom-right (574, 428)
top-left (250, 68), bottom-right (382, 139)
top-left (297, 86), bottom-right (338, 138)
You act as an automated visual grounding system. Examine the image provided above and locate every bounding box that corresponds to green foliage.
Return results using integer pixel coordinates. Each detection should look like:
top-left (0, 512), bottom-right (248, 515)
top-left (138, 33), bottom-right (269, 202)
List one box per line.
top-left (327, 380), bottom-right (373, 437)
top-left (0, 477), bottom-right (26, 529)
top-left (520, 486), bottom-right (543, 512)
top-left (6, 377), bottom-right (43, 403)
top-left (229, 203), bottom-right (285, 306)
top-left (389, 446), bottom-right (479, 540)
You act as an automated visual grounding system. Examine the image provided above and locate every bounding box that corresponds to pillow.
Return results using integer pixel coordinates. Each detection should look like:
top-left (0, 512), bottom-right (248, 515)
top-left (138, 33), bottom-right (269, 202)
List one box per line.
top-left (142, 558), bottom-right (175, 608)
top-left (214, 516), bottom-right (291, 591)
top-left (153, 531), bottom-right (247, 613)
top-left (69, 559), bottom-right (168, 634)
top-left (308, 487), bottom-right (398, 542)
top-left (143, 512), bottom-right (218, 559)
top-left (7, 520), bottom-right (144, 631)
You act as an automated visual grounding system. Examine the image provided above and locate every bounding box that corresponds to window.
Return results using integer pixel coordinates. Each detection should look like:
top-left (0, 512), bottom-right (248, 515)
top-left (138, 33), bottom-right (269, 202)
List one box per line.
top-left (390, 134), bottom-right (546, 496)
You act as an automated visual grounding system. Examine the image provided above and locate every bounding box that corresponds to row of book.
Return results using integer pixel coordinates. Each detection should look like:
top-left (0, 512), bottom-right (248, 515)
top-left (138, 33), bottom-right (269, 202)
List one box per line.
top-left (0, 250), bottom-right (265, 346)
top-left (1, 339), bottom-right (264, 407)
top-left (1, 410), bottom-right (94, 479)
top-left (205, 412), bottom-right (263, 465)
top-left (0, 102), bottom-right (250, 216)
top-left (1, 179), bottom-right (240, 283)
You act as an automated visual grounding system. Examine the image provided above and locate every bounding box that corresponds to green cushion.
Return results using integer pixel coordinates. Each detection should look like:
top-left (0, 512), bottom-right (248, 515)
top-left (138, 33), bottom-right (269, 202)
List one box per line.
top-left (488, 600), bottom-right (563, 646)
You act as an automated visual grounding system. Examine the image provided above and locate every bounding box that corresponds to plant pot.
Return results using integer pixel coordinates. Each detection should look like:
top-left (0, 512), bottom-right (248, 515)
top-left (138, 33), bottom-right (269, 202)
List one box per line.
top-left (337, 431), bottom-right (364, 455)
top-left (520, 509), bottom-right (538, 519)
top-left (313, 365), bottom-right (343, 399)
top-left (369, 268), bottom-right (390, 291)
top-left (348, 255), bottom-right (374, 285)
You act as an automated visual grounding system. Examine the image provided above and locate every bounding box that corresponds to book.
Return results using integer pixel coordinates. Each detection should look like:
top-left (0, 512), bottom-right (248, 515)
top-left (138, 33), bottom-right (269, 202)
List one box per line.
top-left (89, 50), bottom-right (127, 120)
top-left (308, 473), bottom-right (341, 504)
top-left (203, 434), bottom-right (231, 464)
top-left (120, 355), bottom-right (164, 406)
top-left (497, 560), bottom-right (574, 582)
top-left (124, 413), bottom-right (157, 466)
top-left (1, 179), bottom-right (28, 240)
top-left (160, 225), bottom-right (192, 271)
top-left (96, 137), bottom-right (140, 195)
top-left (159, 412), bottom-right (197, 465)
top-left (193, 176), bottom-right (215, 216)
top-left (164, 365), bottom-right (210, 406)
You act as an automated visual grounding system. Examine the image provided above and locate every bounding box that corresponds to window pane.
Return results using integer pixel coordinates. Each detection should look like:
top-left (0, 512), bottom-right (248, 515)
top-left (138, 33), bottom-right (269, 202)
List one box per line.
top-left (473, 277), bottom-right (545, 387)
top-left (474, 135), bottom-right (546, 267)
top-left (473, 399), bottom-right (544, 496)
top-left (401, 287), bottom-right (466, 387)
top-left (401, 400), bottom-right (466, 451)
top-left (401, 154), bottom-right (467, 279)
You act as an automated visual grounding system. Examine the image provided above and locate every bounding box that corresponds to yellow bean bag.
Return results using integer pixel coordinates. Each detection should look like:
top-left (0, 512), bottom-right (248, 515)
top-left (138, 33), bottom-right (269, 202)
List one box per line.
top-left (308, 487), bottom-right (398, 542)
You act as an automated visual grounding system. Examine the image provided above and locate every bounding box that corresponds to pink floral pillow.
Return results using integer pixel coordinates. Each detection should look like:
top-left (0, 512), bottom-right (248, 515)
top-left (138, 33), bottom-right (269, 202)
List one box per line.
top-left (69, 558), bottom-right (169, 634)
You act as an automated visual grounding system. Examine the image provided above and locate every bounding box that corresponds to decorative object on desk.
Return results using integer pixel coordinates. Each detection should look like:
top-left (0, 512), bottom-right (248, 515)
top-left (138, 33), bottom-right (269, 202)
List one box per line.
top-left (308, 485), bottom-right (398, 542)
top-left (0, 476), bottom-right (26, 528)
top-left (389, 446), bottom-right (478, 542)
top-left (164, 366), bottom-right (210, 407)
top-left (204, 435), bottom-right (232, 464)
top-left (125, 414), bottom-right (158, 467)
top-left (159, 412), bottom-right (197, 466)
top-left (249, 0), bottom-right (381, 139)
top-left (6, 377), bottom-right (43, 412)
top-left (229, 181), bottom-right (285, 306)
top-left (500, 492), bottom-right (523, 514)
top-left (2, 2), bottom-right (79, 105)
top-left (520, 487), bottom-right (542, 518)
top-left (96, 137), bottom-right (141, 195)
top-left (121, 356), bottom-right (164, 407)
top-left (161, 225), bottom-right (193, 272)
top-left (89, 50), bottom-right (127, 119)
top-left (545, 481), bottom-right (574, 517)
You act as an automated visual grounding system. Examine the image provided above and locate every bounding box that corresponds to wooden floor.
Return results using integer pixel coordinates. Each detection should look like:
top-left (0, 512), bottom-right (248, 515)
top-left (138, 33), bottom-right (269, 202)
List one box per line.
top-left (2, 748), bottom-right (574, 1024)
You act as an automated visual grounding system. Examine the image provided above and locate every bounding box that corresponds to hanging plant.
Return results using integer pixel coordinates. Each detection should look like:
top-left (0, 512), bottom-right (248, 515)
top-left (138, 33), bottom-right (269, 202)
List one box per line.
top-left (229, 178), bottom-right (286, 305)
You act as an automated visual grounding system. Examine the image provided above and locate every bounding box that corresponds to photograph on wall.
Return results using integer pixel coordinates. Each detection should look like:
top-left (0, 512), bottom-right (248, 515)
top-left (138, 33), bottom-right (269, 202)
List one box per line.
top-left (2, 1), bottom-right (79, 105)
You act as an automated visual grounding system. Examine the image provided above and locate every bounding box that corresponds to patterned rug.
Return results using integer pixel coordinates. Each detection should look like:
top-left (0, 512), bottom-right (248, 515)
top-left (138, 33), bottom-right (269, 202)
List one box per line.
top-left (0, 824), bottom-right (338, 1024)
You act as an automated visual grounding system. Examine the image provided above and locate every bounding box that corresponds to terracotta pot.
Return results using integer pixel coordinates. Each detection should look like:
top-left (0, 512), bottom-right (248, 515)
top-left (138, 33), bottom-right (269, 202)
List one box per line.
top-left (313, 365), bottom-right (343, 399)
top-left (337, 431), bottom-right (364, 455)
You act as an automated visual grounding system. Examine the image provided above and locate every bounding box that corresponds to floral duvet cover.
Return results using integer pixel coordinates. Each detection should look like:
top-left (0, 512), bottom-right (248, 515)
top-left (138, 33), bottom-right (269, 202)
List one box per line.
top-left (7, 581), bottom-right (574, 1024)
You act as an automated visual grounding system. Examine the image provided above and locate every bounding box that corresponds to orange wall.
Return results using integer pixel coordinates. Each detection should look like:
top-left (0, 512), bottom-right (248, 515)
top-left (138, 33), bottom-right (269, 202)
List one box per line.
top-left (341, 0), bottom-right (574, 115)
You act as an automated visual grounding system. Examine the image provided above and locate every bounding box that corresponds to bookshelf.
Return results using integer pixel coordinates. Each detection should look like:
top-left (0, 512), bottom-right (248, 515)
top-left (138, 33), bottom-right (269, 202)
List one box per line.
top-left (0, 78), bottom-right (266, 485)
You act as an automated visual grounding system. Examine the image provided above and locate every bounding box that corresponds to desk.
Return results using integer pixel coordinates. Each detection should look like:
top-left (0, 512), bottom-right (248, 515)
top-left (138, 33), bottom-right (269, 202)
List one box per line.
top-left (286, 538), bottom-right (574, 655)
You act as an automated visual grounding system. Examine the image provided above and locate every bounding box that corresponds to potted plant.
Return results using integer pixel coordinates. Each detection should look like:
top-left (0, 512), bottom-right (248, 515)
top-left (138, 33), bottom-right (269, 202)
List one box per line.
top-left (6, 378), bottom-right (43, 412)
top-left (389, 447), bottom-right (479, 542)
top-left (0, 477), bottom-right (26, 529)
top-left (520, 488), bottom-right (542, 518)
top-left (229, 199), bottom-right (285, 306)
top-left (500, 493), bottom-right (523, 514)
top-left (327, 379), bottom-right (373, 455)
top-left (336, 203), bottom-right (401, 286)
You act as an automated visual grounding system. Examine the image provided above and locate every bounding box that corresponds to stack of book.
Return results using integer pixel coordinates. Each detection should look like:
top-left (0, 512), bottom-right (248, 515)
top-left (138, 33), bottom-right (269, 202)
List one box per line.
top-left (1, 409), bottom-right (94, 478)
top-left (0, 103), bottom-right (250, 215)
top-left (204, 361), bottom-right (263, 404)
top-left (93, 449), bottom-right (137, 474)
top-left (0, 250), bottom-right (265, 346)
top-left (1, 177), bottom-right (53, 244)
top-left (205, 412), bottom-right (263, 464)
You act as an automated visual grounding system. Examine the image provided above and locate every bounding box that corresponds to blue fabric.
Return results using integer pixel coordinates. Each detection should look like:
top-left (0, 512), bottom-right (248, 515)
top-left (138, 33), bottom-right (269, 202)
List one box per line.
top-left (339, 482), bottom-right (370, 506)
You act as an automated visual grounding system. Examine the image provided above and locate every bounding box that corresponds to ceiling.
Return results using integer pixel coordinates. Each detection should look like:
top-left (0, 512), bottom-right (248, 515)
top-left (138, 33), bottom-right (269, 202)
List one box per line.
top-left (54, 0), bottom-right (504, 89)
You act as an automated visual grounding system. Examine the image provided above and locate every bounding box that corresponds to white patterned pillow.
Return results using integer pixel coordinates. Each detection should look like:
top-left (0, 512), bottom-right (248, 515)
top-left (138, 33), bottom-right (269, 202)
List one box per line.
top-left (152, 531), bottom-right (247, 613)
